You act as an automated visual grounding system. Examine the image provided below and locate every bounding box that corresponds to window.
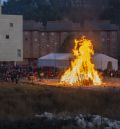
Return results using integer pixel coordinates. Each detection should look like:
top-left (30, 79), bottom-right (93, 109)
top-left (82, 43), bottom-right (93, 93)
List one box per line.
top-left (34, 38), bottom-right (38, 42)
top-left (102, 38), bottom-right (105, 42)
top-left (101, 31), bottom-right (107, 42)
top-left (41, 32), bottom-right (45, 36)
top-left (17, 49), bottom-right (21, 57)
top-left (111, 31), bottom-right (117, 42)
top-left (10, 23), bottom-right (13, 27)
top-left (25, 32), bottom-right (28, 35)
top-left (88, 31), bottom-right (93, 36)
top-left (34, 31), bottom-right (38, 34)
top-left (79, 32), bottom-right (83, 35)
top-left (25, 37), bottom-right (28, 41)
top-left (6, 35), bottom-right (10, 39)
top-left (51, 32), bottom-right (54, 36)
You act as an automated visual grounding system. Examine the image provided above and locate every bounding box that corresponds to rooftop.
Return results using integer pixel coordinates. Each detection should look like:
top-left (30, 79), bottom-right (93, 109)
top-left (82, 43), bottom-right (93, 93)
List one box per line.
top-left (24, 20), bottom-right (119, 32)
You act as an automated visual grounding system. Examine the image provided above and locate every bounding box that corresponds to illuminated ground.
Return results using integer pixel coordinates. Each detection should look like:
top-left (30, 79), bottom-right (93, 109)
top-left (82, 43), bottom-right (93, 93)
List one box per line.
top-left (0, 78), bottom-right (120, 120)
top-left (31, 77), bottom-right (120, 89)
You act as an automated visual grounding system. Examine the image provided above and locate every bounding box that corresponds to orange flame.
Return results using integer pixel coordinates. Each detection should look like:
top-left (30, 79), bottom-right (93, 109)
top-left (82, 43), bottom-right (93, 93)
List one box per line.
top-left (60, 36), bottom-right (102, 86)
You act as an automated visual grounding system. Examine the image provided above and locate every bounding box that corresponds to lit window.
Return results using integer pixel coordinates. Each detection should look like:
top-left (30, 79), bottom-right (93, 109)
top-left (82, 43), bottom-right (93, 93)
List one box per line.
top-left (34, 31), bottom-right (38, 34)
top-left (41, 32), bottom-right (45, 36)
top-left (25, 32), bottom-right (28, 35)
top-left (51, 32), bottom-right (54, 36)
top-left (102, 38), bottom-right (105, 42)
top-left (34, 38), bottom-right (38, 42)
top-left (47, 44), bottom-right (49, 47)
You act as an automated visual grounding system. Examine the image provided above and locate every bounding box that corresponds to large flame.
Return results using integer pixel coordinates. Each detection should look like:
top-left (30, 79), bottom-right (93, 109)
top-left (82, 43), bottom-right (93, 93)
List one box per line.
top-left (60, 36), bottom-right (102, 86)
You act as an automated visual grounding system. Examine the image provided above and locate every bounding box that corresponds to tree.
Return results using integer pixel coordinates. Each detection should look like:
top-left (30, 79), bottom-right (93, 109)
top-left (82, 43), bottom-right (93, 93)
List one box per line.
top-left (100, 0), bottom-right (120, 25)
top-left (2, 0), bottom-right (62, 21)
top-left (3, 0), bottom-right (111, 23)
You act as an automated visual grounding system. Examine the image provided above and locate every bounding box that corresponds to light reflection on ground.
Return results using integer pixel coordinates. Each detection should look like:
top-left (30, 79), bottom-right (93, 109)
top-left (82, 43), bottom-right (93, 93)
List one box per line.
top-left (23, 77), bottom-right (120, 91)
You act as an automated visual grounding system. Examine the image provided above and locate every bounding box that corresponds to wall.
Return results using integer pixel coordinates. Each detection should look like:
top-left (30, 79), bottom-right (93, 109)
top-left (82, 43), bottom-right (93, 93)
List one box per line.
top-left (0, 14), bottom-right (23, 61)
top-left (23, 29), bottom-right (120, 63)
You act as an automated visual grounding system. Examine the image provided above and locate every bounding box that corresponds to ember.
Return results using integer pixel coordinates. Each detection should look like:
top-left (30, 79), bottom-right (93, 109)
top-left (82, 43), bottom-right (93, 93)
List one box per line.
top-left (60, 36), bottom-right (102, 86)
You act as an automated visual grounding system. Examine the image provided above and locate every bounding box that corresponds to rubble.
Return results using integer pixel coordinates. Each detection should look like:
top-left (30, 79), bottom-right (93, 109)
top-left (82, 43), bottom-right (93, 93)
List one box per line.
top-left (34, 112), bottom-right (120, 129)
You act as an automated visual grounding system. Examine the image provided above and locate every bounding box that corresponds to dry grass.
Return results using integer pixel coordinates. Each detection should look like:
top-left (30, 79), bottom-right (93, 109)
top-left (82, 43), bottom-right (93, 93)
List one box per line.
top-left (0, 82), bottom-right (120, 120)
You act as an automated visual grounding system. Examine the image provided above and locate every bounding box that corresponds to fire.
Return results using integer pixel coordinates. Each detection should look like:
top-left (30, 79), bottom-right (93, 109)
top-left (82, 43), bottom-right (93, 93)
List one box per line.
top-left (60, 36), bottom-right (102, 86)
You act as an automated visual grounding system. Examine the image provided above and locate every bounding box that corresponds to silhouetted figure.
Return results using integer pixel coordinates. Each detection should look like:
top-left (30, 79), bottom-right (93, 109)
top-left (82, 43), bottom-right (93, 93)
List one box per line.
top-left (11, 72), bottom-right (14, 83)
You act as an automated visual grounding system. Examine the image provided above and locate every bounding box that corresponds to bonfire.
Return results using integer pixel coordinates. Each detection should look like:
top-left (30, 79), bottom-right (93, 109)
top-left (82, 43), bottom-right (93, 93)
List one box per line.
top-left (60, 36), bottom-right (102, 86)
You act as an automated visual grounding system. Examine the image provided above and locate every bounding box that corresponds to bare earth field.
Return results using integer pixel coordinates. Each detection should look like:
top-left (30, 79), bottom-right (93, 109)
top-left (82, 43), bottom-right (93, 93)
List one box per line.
top-left (0, 77), bottom-right (120, 121)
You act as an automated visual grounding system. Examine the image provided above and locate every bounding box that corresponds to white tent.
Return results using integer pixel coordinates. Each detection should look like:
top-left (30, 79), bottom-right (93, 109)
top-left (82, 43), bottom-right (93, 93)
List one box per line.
top-left (93, 53), bottom-right (118, 70)
top-left (38, 53), bottom-right (118, 70)
top-left (38, 53), bottom-right (72, 69)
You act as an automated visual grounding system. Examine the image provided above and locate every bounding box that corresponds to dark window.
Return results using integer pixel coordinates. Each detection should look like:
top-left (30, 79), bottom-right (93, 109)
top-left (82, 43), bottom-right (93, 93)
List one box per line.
top-left (6, 35), bottom-right (9, 39)
top-left (17, 49), bottom-right (21, 57)
top-left (25, 37), bottom-right (28, 41)
top-left (10, 23), bottom-right (13, 27)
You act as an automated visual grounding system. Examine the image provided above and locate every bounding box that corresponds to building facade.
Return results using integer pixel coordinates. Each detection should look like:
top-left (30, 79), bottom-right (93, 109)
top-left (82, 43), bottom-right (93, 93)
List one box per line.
top-left (0, 14), bottom-right (23, 62)
top-left (23, 20), bottom-right (120, 64)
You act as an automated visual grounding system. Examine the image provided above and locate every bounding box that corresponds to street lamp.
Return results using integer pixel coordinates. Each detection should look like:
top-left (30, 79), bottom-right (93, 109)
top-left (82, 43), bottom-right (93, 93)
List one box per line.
top-left (46, 44), bottom-right (50, 79)
top-left (54, 42), bottom-right (57, 78)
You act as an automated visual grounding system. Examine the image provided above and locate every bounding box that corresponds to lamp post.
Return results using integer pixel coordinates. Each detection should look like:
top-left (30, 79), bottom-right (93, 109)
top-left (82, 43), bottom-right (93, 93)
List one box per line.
top-left (54, 42), bottom-right (57, 78)
top-left (46, 44), bottom-right (50, 79)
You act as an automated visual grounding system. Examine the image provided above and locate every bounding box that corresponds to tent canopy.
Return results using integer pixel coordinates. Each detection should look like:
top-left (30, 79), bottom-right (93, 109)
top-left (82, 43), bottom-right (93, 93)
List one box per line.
top-left (38, 53), bottom-right (118, 70)
top-left (38, 53), bottom-right (72, 60)
top-left (38, 53), bottom-right (72, 69)
top-left (93, 53), bottom-right (118, 70)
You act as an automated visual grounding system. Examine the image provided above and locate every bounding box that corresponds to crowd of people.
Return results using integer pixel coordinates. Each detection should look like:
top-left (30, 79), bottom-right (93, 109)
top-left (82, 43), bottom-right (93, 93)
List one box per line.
top-left (0, 63), bottom-right (120, 84)
top-left (0, 64), bottom-right (34, 83)
top-left (103, 69), bottom-right (120, 78)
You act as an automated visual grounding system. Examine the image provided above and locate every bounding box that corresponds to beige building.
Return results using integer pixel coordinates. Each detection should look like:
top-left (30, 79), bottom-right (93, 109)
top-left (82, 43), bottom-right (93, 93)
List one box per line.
top-left (0, 13), bottom-right (23, 62)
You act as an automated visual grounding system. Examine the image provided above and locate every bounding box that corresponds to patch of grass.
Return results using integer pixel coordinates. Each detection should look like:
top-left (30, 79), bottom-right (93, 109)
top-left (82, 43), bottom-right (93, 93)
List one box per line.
top-left (0, 82), bottom-right (119, 120)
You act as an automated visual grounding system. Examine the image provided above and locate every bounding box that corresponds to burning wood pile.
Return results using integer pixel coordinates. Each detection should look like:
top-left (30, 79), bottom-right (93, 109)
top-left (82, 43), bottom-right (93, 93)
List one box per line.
top-left (60, 36), bottom-right (102, 86)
